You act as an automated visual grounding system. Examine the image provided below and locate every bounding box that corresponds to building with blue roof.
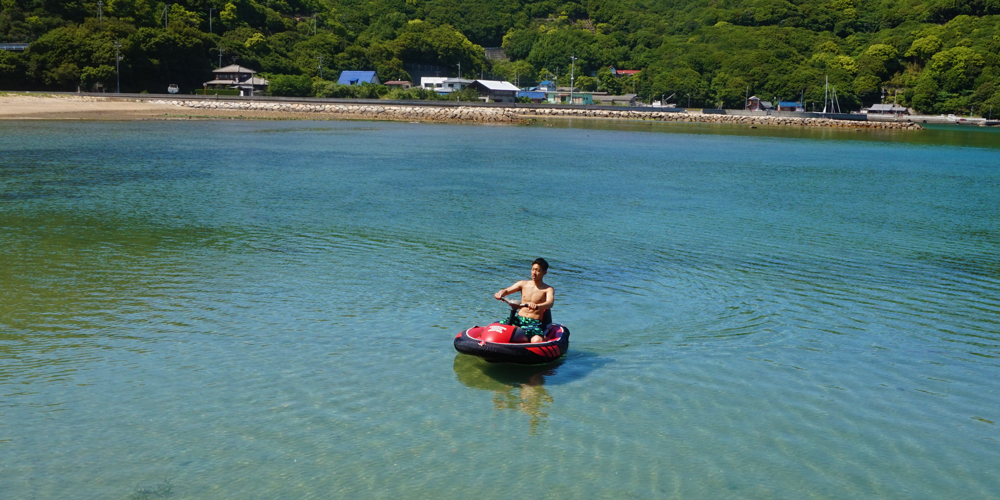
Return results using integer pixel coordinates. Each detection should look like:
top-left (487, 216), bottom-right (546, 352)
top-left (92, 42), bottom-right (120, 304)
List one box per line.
top-left (777, 101), bottom-right (804, 112)
top-left (337, 71), bottom-right (380, 86)
top-left (518, 91), bottom-right (547, 103)
top-left (535, 80), bottom-right (557, 92)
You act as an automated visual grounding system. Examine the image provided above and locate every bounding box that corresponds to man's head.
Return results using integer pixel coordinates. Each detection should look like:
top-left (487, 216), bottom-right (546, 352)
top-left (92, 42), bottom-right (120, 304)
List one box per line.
top-left (531, 258), bottom-right (548, 280)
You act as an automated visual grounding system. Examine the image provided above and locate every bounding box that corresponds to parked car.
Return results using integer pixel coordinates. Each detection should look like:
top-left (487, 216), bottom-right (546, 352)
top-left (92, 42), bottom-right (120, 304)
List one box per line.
top-left (167, 84), bottom-right (179, 94)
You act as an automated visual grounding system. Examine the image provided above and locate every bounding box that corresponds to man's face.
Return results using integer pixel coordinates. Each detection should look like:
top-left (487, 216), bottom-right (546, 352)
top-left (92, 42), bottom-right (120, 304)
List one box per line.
top-left (531, 264), bottom-right (546, 280)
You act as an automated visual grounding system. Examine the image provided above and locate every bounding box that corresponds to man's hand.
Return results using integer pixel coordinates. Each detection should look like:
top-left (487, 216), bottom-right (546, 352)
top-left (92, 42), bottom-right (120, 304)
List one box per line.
top-left (526, 302), bottom-right (537, 310)
top-left (494, 290), bottom-right (505, 300)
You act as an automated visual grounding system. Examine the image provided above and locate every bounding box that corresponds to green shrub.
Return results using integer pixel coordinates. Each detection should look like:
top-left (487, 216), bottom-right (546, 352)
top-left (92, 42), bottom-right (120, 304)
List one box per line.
top-left (384, 87), bottom-right (446, 100)
top-left (268, 74), bottom-right (313, 97)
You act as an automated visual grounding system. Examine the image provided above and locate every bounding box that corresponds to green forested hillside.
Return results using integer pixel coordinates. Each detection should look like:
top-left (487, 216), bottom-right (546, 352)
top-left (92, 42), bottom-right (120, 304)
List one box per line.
top-left (1, 0), bottom-right (998, 114)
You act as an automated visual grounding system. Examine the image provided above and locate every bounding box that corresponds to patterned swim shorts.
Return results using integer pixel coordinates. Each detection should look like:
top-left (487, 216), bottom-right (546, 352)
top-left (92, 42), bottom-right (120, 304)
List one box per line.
top-left (499, 315), bottom-right (546, 339)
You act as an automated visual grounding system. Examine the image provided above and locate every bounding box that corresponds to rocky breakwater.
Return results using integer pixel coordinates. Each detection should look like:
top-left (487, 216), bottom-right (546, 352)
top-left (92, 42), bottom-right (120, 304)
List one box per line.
top-left (153, 99), bottom-right (522, 123)
top-left (151, 99), bottom-right (922, 129)
top-left (520, 107), bottom-right (923, 130)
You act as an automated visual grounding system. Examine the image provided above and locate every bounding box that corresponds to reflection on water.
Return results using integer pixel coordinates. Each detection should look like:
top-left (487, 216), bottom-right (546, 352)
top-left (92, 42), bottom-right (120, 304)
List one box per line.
top-left (453, 354), bottom-right (563, 434)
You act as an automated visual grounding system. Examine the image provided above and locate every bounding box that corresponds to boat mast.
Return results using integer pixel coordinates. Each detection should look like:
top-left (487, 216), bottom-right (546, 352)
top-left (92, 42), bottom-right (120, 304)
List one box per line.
top-left (823, 75), bottom-right (829, 114)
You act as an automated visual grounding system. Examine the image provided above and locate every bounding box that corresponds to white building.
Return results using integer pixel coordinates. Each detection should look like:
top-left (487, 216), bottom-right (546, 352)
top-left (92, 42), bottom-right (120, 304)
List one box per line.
top-left (420, 77), bottom-right (473, 94)
top-left (470, 80), bottom-right (520, 103)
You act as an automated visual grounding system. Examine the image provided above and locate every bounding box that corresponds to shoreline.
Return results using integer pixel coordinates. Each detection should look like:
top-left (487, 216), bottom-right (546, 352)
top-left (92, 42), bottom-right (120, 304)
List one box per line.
top-left (0, 94), bottom-right (925, 129)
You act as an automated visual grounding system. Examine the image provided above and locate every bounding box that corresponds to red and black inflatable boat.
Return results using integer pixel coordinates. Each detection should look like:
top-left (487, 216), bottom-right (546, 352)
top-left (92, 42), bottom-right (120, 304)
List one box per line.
top-left (453, 299), bottom-right (570, 365)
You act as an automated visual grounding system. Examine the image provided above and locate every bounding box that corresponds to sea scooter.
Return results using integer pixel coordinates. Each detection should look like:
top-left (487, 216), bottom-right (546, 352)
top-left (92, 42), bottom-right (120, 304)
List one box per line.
top-left (453, 297), bottom-right (570, 364)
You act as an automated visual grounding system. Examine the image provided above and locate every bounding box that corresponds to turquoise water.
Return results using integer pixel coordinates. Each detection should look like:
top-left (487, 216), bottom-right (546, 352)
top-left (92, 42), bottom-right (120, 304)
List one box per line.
top-left (1, 119), bottom-right (998, 499)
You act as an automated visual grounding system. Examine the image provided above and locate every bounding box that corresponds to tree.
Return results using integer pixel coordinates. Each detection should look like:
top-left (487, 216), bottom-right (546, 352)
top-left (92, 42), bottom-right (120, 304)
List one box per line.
top-left (490, 59), bottom-right (534, 85)
top-left (268, 73), bottom-right (312, 96)
top-left (905, 36), bottom-right (942, 62)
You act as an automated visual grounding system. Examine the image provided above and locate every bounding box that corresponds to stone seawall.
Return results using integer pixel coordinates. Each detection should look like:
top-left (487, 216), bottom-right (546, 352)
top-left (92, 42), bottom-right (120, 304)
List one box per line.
top-left (156, 100), bottom-right (520, 123)
top-left (525, 107), bottom-right (923, 129)
top-left (154, 99), bottom-right (923, 129)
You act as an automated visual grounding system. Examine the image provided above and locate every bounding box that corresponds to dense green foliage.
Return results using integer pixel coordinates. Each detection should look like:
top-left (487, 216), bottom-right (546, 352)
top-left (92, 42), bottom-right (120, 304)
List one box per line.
top-left (1, 0), bottom-right (998, 114)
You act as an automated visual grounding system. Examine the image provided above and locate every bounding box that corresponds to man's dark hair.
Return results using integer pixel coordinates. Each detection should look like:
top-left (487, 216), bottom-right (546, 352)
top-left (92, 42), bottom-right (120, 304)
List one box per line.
top-left (532, 258), bottom-right (549, 272)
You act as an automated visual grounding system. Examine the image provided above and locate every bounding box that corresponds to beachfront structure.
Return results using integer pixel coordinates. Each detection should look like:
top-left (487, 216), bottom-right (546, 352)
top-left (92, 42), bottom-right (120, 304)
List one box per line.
top-left (420, 77), bottom-right (446, 90)
top-left (385, 80), bottom-right (412, 89)
top-left (469, 80), bottom-right (520, 103)
top-left (535, 80), bottom-right (558, 92)
top-left (777, 101), bottom-right (805, 112)
top-left (593, 94), bottom-right (637, 106)
top-left (518, 91), bottom-right (547, 103)
top-left (203, 65), bottom-right (268, 95)
top-left (338, 71), bottom-right (380, 86)
top-left (0, 43), bottom-right (29, 51)
top-left (442, 78), bottom-right (473, 92)
top-left (746, 96), bottom-right (774, 111)
top-left (547, 90), bottom-right (593, 105)
top-left (865, 103), bottom-right (909, 115)
top-left (420, 77), bottom-right (473, 94)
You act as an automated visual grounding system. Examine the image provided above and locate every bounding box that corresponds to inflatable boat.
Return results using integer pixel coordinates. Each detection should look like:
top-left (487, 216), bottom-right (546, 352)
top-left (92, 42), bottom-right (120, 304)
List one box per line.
top-left (454, 298), bottom-right (570, 365)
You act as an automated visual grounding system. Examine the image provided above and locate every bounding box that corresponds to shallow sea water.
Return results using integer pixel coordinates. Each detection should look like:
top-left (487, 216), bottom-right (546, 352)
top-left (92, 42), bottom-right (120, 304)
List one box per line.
top-left (1, 119), bottom-right (999, 499)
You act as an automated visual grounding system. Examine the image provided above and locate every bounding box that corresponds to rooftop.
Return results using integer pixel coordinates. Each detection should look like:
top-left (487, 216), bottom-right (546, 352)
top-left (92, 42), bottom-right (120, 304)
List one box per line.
top-left (472, 80), bottom-right (519, 91)
top-left (213, 64), bottom-right (256, 74)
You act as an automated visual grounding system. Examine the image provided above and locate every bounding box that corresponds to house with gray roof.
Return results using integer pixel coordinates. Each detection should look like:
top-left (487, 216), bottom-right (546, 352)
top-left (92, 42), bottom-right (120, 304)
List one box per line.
top-left (593, 93), bottom-right (638, 106)
top-left (470, 80), bottom-right (519, 103)
top-left (203, 65), bottom-right (268, 95)
top-left (866, 103), bottom-right (909, 115)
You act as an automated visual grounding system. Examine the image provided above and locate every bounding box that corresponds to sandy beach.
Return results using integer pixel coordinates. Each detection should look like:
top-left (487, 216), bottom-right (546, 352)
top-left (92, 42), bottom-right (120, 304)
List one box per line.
top-left (0, 93), bottom-right (183, 120)
top-left (0, 93), bottom-right (315, 120)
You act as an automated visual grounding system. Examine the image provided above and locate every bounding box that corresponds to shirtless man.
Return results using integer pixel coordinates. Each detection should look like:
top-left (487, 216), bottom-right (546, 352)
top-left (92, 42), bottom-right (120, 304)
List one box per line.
top-left (493, 258), bottom-right (555, 343)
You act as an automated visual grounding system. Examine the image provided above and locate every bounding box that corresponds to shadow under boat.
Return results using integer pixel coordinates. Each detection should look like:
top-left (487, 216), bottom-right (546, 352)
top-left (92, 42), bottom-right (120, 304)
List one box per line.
top-left (452, 350), bottom-right (607, 434)
top-left (452, 349), bottom-right (606, 390)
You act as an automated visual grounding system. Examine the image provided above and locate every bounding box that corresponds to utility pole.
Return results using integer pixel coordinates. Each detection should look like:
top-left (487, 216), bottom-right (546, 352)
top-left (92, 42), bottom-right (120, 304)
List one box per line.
top-left (163, 4), bottom-right (170, 29)
top-left (313, 14), bottom-right (317, 35)
top-left (569, 55), bottom-right (577, 105)
top-left (317, 55), bottom-right (323, 79)
top-left (97, 1), bottom-right (103, 27)
top-left (114, 39), bottom-right (122, 93)
top-left (208, 7), bottom-right (214, 33)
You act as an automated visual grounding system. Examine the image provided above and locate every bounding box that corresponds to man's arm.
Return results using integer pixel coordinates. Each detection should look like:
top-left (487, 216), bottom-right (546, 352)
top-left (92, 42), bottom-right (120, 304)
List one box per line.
top-left (494, 281), bottom-right (524, 300)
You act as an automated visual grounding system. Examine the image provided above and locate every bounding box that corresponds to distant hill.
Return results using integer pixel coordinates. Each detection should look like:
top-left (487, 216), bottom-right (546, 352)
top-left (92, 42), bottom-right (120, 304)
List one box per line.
top-left (1, 0), bottom-right (997, 114)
